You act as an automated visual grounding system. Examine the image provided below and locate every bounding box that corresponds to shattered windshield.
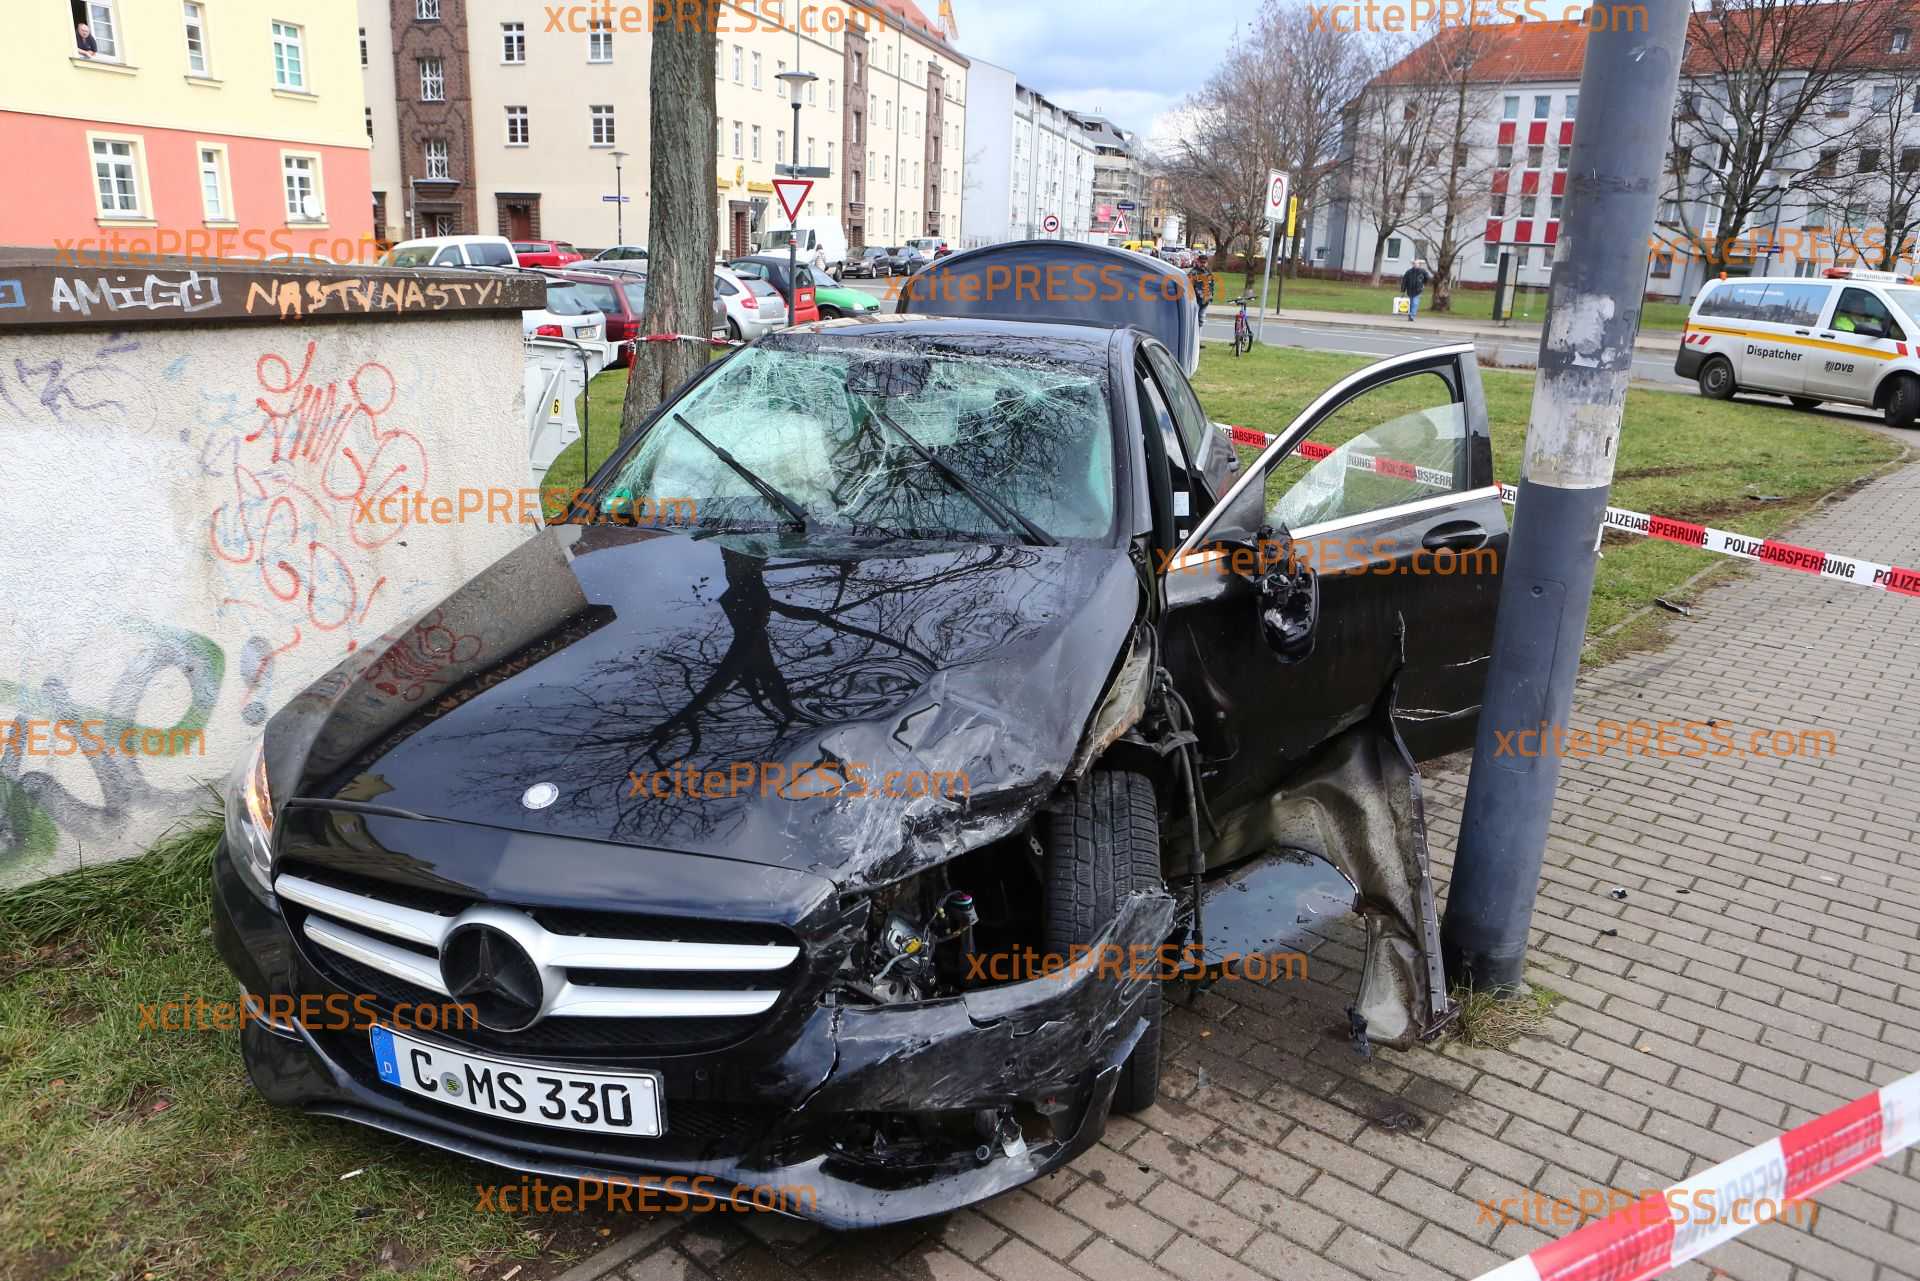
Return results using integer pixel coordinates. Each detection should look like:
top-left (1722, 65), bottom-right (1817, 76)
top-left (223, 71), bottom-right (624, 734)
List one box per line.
top-left (596, 342), bottom-right (1117, 541)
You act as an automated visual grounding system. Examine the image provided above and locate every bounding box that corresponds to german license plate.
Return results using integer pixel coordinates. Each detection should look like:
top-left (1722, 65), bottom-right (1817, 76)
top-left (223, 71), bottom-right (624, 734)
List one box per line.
top-left (369, 1026), bottom-right (663, 1137)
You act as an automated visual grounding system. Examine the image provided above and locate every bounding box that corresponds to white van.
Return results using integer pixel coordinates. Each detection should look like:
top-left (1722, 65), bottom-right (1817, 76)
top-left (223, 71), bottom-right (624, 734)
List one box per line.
top-left (381, 235), bottom-right (519, 269)
top-left (755, 218), bottom-right (848, 275)
top-left (1677, 268), bottom-right (1920, 426)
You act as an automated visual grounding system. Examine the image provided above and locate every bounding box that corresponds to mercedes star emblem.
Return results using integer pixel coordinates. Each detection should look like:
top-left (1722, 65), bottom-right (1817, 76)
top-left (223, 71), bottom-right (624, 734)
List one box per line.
top-left (440, 924), bottom-right (547, 1031)
top-left (521, 782), bottom-right (559, 810)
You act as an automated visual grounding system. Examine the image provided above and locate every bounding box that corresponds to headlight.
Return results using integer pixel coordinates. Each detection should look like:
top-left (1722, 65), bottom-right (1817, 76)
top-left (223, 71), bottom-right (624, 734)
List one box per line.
top-left (225, 741), bottom-right (276, 897)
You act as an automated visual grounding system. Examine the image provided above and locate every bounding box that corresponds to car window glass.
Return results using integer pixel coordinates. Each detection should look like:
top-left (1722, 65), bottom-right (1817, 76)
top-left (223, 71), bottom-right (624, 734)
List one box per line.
top-left (797, 267), bottom-right (816, 289)
top-left (1257, 370), bottom-right (1468, 530)
top-left (1836, 287), bottom-right (1903, 339)
top-left (431, 246), bottom-right (462, 266)
top-left (599, 345), bottom-right (1117, 540)
top-left (715, 277), bottom-right (737, 296)
top-left (733, 262), bottom-right (765, 280)
top-left (1143, 345), bottom-right (1209, 461)
top-left (569, 282), bottom-right (620, 314)
top-left (386, 246), bottom-right (435, 267)
top-left (1757, 283), bottom-right (1826, 326)
top-left (468, 241), bottom-right (515, 267)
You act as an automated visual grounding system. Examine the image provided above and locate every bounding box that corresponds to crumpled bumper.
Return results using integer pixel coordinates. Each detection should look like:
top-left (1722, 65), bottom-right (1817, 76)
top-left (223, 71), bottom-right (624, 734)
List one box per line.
top-left (211, 838), bottom-right (1175, 1228)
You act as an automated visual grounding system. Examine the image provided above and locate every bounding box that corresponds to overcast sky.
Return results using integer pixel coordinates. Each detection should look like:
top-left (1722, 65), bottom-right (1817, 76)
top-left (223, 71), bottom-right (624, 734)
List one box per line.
top-left (948, 0), bottom-right (1268, 149)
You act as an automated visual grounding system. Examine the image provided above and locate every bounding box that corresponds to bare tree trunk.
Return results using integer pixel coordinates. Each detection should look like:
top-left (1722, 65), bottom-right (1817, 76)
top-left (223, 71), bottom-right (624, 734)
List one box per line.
top-left (620, 19), bottom-right (718, 440)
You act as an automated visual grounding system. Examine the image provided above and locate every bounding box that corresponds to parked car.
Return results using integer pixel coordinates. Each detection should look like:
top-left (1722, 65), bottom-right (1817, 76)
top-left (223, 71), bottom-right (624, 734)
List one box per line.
top-left (381, 235), bottom-right (519, 268)
top-left (553, 270), bottom-right (643, 365)
top-left (905, 236), bottom-right (952, 260)
top-left (811, 274), bottom-right (882, 322)
top-left (727, 254), bottom-right (820, 324)
top-left (895, 244), bottom-right (936, 271)
top-left (592, 244), bottom-right (650, 264)
top-left (514, 240), bottom-right (584, 268)
top-left (211, 242), bottom-right (1497, 1230)
top-left (714, 263), bottom-right (784, 340)
top-left (523, 279), bottom-right (608, 355)
top-left (1676, 267), bottom-right (1920, 425)
top-left (846, 246), bottom-right (901, 278)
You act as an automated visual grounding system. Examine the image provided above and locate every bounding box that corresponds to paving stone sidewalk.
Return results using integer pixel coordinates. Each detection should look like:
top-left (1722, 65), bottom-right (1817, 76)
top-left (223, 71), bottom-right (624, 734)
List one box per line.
top-left (563, 443), bottom-right (1920, 1281)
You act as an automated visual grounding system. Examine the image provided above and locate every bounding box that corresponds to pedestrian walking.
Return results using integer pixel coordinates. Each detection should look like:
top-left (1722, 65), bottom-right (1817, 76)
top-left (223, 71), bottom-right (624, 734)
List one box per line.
top-left (1400, 259), bottom-right (1431, 323)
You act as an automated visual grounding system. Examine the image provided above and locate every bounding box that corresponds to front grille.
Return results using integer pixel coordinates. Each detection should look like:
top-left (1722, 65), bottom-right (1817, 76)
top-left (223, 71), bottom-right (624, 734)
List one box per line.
top-left (278, 864), bottom-right (799, 1059)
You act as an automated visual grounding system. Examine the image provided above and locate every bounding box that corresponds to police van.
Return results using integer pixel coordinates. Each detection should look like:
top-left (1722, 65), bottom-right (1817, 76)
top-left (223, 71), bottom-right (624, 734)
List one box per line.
top-left (1675, 268), bottom-right (1920, 427)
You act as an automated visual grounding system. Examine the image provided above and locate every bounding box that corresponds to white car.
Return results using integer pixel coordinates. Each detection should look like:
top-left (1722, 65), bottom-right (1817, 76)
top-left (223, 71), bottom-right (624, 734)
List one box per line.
top-left (524, 279), bottom-right (609, 371)
top-left (714, 264), bottom-right (784, 341)
top-left (591, 244), bottom-right (650, 264)
top-left (382, 235), bottom-right (519, 268)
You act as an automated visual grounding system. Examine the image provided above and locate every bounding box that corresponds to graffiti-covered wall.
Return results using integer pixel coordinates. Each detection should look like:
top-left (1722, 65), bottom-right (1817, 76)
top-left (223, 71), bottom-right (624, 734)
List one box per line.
top-left (0, 258), bottom-right (543, 886)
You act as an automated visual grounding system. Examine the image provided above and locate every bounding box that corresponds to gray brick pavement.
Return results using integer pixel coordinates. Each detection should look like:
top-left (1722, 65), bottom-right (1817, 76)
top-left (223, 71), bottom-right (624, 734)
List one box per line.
top-left (560, 439), bottom-right (1920, 1281)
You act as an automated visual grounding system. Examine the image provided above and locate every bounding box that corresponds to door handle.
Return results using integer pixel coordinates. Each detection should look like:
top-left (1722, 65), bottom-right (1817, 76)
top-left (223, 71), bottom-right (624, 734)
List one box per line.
top-left (1820, 332), bottom-right (1838, 339)
top-left (1793, 329), bottom-right (1811, 335)
top-left (1423, 521), bottom-right (1488, 551)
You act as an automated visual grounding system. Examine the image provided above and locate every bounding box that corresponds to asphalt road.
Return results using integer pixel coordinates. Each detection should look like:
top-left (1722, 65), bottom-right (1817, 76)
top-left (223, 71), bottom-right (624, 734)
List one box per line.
top-left (838, 277), bottom-right (1691, 387)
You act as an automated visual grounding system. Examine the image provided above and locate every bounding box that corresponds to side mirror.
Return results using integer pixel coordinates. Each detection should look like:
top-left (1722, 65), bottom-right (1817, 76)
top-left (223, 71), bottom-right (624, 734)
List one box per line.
top-left (1256, 530), bottom-right (1318, 662)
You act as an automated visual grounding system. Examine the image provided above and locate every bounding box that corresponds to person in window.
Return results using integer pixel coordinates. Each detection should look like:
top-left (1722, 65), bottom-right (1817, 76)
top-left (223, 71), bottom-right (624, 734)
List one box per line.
top-left (1833, 309), bottom-right (1857, 333)
top-left (75, 22), bottom-right (98, 56)
top-left (1400, 258), bottom-right (1432, 323)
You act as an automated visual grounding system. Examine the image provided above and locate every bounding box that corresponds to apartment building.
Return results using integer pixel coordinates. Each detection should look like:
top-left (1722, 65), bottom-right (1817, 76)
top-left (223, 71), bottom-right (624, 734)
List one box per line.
top-left (712, 5), bottom-right (845, 256)
top-left (4, 1), bottom-right (371, 249)
top-left (847, 0), bottom-right (967, 248)
top-left (1077, 115), bottom-right (1147, 239)
top-left (360, 0), bottom-right (651, 246)
top-left (961, 59), bottom-right (1095, 246)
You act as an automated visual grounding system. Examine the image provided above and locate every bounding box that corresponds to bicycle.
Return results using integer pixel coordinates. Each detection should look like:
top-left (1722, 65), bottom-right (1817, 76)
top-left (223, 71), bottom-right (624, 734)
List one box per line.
top-left (1231, 293), bottom-right (1255, 357)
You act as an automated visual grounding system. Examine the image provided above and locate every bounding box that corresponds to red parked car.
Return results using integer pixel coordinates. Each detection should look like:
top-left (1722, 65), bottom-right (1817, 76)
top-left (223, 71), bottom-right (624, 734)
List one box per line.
top-left (513, 240), bottom-right (584, 268)
top-left (551, 269), bottom-right (643, 366)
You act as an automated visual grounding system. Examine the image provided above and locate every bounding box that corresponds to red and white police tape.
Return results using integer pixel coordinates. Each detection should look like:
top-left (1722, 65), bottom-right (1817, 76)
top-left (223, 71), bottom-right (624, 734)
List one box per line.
top-left (1472, 1069), bottom-right (1920, 1281)
top-left (1218, 423), bottom-right (1920, 598)
top-left (634, 333), bottom-right (745, 349)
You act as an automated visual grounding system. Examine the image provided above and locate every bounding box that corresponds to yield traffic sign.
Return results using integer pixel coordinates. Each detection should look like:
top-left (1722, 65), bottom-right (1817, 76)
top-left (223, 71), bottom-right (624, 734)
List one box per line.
top-left (772, 177), bottom-right (813, 223)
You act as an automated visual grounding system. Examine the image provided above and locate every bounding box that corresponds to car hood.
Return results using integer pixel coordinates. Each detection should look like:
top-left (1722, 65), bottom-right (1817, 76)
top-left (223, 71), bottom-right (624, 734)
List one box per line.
top-left (266, 524), bottom-right (1142, 891)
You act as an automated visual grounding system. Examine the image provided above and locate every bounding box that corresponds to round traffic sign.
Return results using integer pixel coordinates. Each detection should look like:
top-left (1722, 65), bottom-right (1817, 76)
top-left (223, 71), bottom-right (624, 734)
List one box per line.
top-left (1042, 213), bottom-right (1061, 234)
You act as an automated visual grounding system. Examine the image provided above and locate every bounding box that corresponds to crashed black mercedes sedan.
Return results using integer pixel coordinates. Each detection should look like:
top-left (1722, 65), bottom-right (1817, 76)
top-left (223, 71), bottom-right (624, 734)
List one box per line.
top-left (212, 246), bottom-right (1509, 1226)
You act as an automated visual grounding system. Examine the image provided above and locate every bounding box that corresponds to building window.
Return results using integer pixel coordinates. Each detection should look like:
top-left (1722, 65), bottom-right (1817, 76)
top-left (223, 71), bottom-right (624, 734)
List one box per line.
top-left (198, 145), bottom-right (227, 219)
top-left (591, 104), bottom-right (616, 145)
top-left (1483, 241), bottom-right (1500, 266)
top-left (1816, 148), bottom-right (1839, 177)
top-left (416, 0), bottom-right (439, 17)
top-left (777, 59), bottom-right (786, 96)
top-left (1862, 146), bottom-right (1883, 173)
top-left (732, 45), bottom-right (742, 81)
top-left (1550, 195), bottom-right (1564, 218)
top-left (1491, 193), bottom-right (1506, 216)
top-left (1894, 28), bottom-right (1911, 52)
top-left (826, 141), bottom-right (834, 171)
top-left (79, 1), bottom-right (121, 59)
top-left (1825, 86), bottom-right (1851, 116)
top-left (364, 107), bottom-right (373, 140)
top-left (1527, 144), bottom-right (1543, 167)
top-left (587, 20), bottom-right (611, 62)
top-left (776, 128), bottom-right (785, 160)
top-left (283, 154), bottom-right (320, 220)
top-left (751, 124), bottom-right (762, 160)
top-left (272, 21), bottom-right (305, 89)
top-left (732, 120), bottom-right (742, 158)
top-left (1873, 85), bottom-right (1896, 112)
top-left (1650, 251), bottom-right (1674, 278)
top-left (808, 80), bottom-right (815, 105)
top-left (1502, 94), bottom-right (1518, 119)
top-left (828, 79), bottom-right (835, 110)
top-left (1387, 236), bottom-right (1403, 259)
top-left (182, 2), bottom-right (209, 74)
top-left (751, 51), bottom-right (761, 88)
top-left (1565, 94), bottom-right (1578, 118)
top-left (424, 138), bottom-right (450, 179)
top-left (1533, 94), bottom-right (1550, 118)
top-left (807, 137), bottom-right (815, 166)
top-left (1904, 147), bottom-right (1920, 174)
top-left (358, 25), bottom-right (367, 66)
top-left (502, 22), bottom-right (524, 62)
top-left (1523, 195), bottom-right (1538, 218)
top-left (91, 137), bottom-right (141, 214)
top-left (419, 58), bottom-right (444, 101)
top-left (506, 105), bottom-right (529, 145)
top-left (1496, 143), bottom-right (1513, 167)
top-left (852, 110), bottom-right (863, 144)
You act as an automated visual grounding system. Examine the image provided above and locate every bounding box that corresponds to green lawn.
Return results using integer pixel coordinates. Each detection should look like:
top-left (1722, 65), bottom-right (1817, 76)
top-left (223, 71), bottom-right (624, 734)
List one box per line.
top-left (1213, 271), bottom-right (1692, 333)
top-left (1193, 342), bottom-right (1903, 634)
top-left (0, 339), bottom-right (1903, 1281)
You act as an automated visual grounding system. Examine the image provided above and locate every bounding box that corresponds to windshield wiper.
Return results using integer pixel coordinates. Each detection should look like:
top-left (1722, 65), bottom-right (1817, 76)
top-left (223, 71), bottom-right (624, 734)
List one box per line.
top-left (670, 413), bottom-right (809, 531)
top-left (867, 408), bottom-right (1056, 547)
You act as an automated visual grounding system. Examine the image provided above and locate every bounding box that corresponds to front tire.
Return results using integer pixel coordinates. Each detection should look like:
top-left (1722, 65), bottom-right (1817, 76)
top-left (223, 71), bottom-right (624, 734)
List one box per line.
top-left (727, 318), bottom-right (742, 342)
top-left (1698, 355), bottom-right (1735, 400)
top-left (818, 306), bottom-right (843, 320)
top-left (1886, 374), bottom-right (1920, 428)
top-left (1040, 770), bottom-right (1163, 1114)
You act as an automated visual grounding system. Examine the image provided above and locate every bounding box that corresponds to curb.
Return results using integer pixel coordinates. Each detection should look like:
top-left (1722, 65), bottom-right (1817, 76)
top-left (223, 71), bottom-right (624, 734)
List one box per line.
top-left (1201, 305), bottom-right (1677, 355)
top-left (549, 1217), bottom-right (682, 1281)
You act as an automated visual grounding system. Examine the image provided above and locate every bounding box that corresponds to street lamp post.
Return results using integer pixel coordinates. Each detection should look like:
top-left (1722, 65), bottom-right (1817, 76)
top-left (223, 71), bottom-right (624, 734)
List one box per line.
top-left (775, 68), bottom-right (818, 327)
top-left (610, 150), bottom-right (629, 244)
